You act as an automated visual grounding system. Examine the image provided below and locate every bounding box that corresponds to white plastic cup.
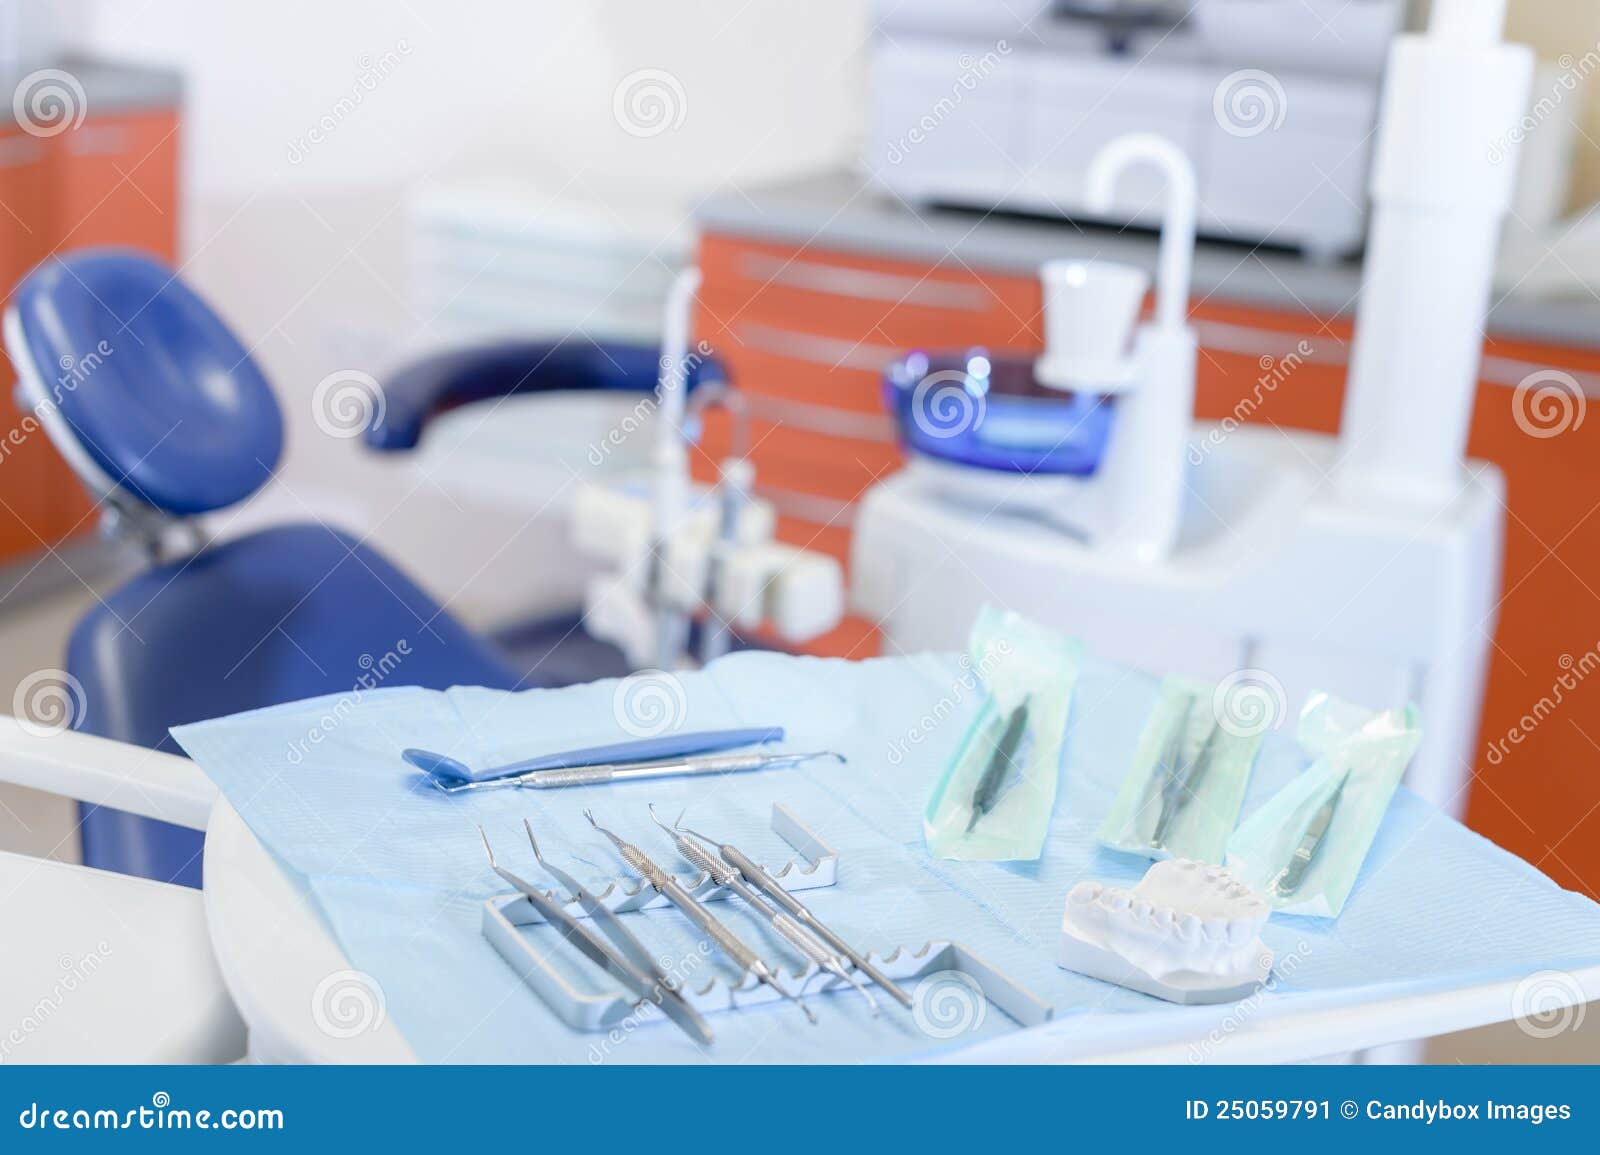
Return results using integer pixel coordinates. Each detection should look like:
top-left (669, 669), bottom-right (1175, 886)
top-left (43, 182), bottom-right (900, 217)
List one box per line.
top-left (1036, 259), bottom-right (1149, 391)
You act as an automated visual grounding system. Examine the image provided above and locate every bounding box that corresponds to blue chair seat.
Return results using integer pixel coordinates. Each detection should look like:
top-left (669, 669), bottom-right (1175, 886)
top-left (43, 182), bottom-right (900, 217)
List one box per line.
top-left (4, 249), bottom-right (702, 887)
top-left (68, 523), bottom-right (520, 884)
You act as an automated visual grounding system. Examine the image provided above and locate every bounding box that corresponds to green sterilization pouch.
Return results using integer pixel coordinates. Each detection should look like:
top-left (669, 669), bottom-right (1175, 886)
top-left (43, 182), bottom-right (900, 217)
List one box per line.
top-left (923, 606), bottom-right (1084, 862)
top-left (1097, 675), bottom-right (1264, 864)
top-left (1227, 691), bottom-right (1423, 918)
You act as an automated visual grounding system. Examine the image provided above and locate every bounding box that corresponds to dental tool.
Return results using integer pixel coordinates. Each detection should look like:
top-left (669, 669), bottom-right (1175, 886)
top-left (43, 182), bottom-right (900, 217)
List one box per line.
top-left (676, 821), bottom-right (915, 1010)
top-left (965, 699), bottom-right (1031, 834)
top-left (521, 820), bottom-right (714, 1046)
top-left (477, 827), bottom-right (712, 1045)
top-left (1269, 770), bottom-right (1352, 898)
top-left (1150, 699), bottom-right (1224, 850)
top-left (583, 810), bottom-right (817, 1024)
top-left (403, 726), bottom-right (785, 786)
top-left (649, 806), bottom-right (879, 1017)
top-left (423, 749), bottom-right (842, 795)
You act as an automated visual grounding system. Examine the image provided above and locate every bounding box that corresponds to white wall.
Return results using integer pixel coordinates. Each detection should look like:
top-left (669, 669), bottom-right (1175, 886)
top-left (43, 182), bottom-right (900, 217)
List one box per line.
top-left (49, 1), bottom-right (873, 598)
top-left (74, 1), bottom-right (869, 205)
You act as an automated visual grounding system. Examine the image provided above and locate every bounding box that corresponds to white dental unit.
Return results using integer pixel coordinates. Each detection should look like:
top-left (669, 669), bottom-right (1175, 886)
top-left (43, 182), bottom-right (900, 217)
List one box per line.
top-left (855, 0), bottom-right (1531, 819)
top-left (573, 269), bottom-right (847, 670)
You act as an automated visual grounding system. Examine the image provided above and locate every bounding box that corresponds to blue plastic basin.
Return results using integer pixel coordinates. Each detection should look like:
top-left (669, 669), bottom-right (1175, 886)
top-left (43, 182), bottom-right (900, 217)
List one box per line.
top-left (884, 349), bottom-right (1115, 475)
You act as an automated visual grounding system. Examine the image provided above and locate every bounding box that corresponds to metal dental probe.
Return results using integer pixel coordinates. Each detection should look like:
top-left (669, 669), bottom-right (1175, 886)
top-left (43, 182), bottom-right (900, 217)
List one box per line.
top-left (1269, 770), bottom-right (1353, 898)
top-left (676, 821), bottom-right (915, 1009)
top-left (522, 820), bottom-right (714, 1046)
top-left (479, 827), bottom-right (711, 1045)
top-left (584, 810), bottom-right (817, 1024)
top-left (430, 750), bottom-right (845, 794)
top-left (965, 699), bottom-right (1031, 834)
top-left (1152, 699), bottom-right (1228, 849)
top-left (649, 806), bottom-right (880, 1017)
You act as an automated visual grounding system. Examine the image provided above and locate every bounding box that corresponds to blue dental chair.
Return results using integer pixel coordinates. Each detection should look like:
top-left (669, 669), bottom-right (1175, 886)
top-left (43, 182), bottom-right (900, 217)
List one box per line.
top-left (4, 248), bottom-right (721, 886)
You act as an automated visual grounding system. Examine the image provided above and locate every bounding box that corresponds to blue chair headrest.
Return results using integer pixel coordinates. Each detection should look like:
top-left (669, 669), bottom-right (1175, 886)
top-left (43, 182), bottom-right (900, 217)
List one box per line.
top-left (7, 248), bottom-right (284, 516)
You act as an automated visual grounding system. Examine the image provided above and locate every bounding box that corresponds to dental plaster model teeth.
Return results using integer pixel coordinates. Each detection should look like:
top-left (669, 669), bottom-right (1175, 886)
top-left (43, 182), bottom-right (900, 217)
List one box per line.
top-left (1057, 859), bottom-right (1274, 1005)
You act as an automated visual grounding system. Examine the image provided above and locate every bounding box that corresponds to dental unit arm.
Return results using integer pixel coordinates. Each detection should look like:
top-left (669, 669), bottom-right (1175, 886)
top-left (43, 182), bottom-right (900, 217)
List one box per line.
top-left (574, 267), bottom-right (845, 670)
top-left (364, 340), bottom-right (727, 452)
top-left (1335, 0), bottom-right (1533, 508)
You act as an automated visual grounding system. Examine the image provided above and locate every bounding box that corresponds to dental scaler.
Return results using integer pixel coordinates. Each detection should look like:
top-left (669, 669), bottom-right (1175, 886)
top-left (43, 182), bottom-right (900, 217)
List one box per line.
top-left (584, 810), bottom-right (817, 1023)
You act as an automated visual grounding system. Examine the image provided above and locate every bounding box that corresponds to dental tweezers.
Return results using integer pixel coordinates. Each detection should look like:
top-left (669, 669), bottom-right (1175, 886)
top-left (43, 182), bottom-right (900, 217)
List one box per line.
top-left (477, 826), bottom-right (713, 1045)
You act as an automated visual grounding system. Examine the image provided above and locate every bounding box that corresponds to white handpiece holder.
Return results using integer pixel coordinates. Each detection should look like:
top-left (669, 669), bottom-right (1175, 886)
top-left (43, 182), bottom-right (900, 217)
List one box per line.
top-left (1049, 133), bottom-right (1200, 564)
top-left (575, 266), bottom-right (846, 666)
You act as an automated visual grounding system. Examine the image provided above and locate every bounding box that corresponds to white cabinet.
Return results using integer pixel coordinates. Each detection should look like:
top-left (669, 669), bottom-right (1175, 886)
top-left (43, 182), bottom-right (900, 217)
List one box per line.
top-left (867, 35), bottom-right (1382, 257)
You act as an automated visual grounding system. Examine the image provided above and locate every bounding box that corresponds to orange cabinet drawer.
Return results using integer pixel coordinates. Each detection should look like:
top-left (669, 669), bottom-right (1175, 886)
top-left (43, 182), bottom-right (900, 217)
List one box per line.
top-left (50, 109), bottom-right (181, 257)
top-left (1, 127), bottom-right (73, 557)
top-left (697, 310), bottom-right (897, 415)
top-left (695, 409), bottom-right (903, 508)
top-left (0, 105), bottom-right (181, 566)
top-left (699, 234), bottom-right (1039, 349)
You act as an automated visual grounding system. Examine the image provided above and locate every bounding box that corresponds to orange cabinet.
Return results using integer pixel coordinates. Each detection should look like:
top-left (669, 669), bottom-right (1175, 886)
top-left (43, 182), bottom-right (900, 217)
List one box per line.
top-left (0, 125), bottom-right (57, 560)
top-left (0, 104), bottom-right (180, 563)
top-left (697, 228), bottom-right (1600, 900)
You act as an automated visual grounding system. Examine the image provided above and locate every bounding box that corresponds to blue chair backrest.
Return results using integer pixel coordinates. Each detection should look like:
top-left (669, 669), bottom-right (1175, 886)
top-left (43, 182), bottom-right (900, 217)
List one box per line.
top-left (7, 248), bottom-right (284, 515)
top-left (6, 248), bottom-right (521, 886)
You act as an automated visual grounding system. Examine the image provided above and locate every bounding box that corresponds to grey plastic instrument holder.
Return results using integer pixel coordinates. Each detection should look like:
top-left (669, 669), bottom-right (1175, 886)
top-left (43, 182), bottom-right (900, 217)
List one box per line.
top-left (482, 803), bottom-right (1054, 1033)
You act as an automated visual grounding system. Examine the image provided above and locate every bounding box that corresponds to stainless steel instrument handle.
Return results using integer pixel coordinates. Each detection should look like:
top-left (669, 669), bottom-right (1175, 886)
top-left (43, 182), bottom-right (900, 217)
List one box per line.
top-left (722, 845), bottom-right (809, 918)
top-left (674, 836), bottom-right (739, 887)
top-left (611, 753), bottom-right (769, 779)
top-left (518, 752), bottom-right (780, 789)
top-left (681, 836), bottom-right (830, 964)
top-left (724, 842), bottom-right (914, 1008)
top-left (619, 844), bottom-right (673, 891)
top-left (659, 879), bottom-right (761, 971)
top-left (770, 911), bottom-right (832, 967)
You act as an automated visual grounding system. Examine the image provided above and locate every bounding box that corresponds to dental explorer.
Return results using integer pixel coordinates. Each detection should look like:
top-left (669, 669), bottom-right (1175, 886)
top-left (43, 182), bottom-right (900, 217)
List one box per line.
top-left (1151, 698), bottom-right (1226, 849)
top-left (584, 810), bottom-right (817, 1023)
top-left (649, 805), bottom-right (879, 1016)
top-left (676, 822), bottom-right (914, 1010)
top-left (1269, 770), bottom-right (1352, 898)
top-left (427, 750), bottom-right (844, 794)
top-left (521, 820), bottom-right (714, 1046)
top-left (477, 827), bottom-right (713, 1046)
top-left (966, 699), bottom-right (1031, 834)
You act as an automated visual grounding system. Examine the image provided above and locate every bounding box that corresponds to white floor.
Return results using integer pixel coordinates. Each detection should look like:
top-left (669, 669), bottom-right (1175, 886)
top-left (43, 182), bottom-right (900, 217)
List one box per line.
top-left (0, 582), bottom-right (95, 865)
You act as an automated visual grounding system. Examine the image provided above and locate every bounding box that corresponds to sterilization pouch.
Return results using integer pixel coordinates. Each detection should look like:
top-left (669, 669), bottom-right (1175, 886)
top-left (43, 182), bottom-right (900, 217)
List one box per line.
top-left (923, 606), bottom-right (1084, 862)
top-left (1228, 691), bottom-right (1423, 918)
top-left (1097, 675), bottom-right (1263, 864)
